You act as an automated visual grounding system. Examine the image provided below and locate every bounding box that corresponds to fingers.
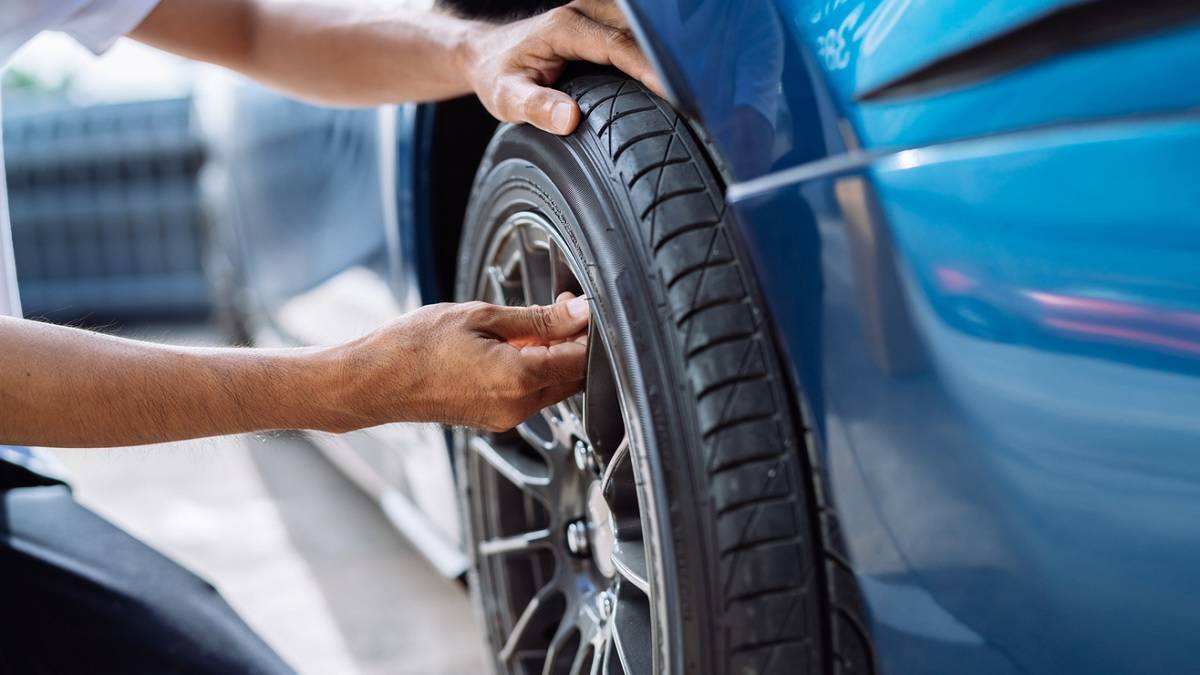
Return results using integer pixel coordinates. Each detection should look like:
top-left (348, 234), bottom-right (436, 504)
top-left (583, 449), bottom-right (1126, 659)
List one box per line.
top-left (555, 293), bottom-right (590, 345)
top-left (518, 339), bottom-right (588, 384)
top-left (478, 339), bottom-right (586, 431)
top-left (513, 342), bottom-right (587, 426)
top-left (568, 0), bottom-right (630, 31)
top-left (445, 297), bottom-right (590, 431)
top-left (469, 1), bottom-right (665, 135)
top-left (534, 381), bottom-right (585, 410)
top-left (486, 295), bottom-right (590, 344)
top-left (484, 378), bottom-right (582, 433)
top-left (545, 6), bottom-right (665, 98)
top-left (494, 73), bottom-right (582, 134)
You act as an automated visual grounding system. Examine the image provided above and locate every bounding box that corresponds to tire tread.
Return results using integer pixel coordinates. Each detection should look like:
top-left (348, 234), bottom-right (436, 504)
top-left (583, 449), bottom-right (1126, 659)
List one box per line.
top-left (566, 75), bottom-right (877, 675)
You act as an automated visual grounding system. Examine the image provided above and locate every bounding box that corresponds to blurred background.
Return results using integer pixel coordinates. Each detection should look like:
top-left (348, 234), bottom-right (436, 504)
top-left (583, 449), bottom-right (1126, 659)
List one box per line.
top-left (4, 34), bottom-right (205, 320)
top-left (3, 33), bottom-right (483, 674)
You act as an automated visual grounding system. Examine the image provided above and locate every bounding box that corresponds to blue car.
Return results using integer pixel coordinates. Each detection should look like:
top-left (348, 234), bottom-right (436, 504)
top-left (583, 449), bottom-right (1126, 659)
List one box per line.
top-left (198, 1), bottom-right (1200, 673)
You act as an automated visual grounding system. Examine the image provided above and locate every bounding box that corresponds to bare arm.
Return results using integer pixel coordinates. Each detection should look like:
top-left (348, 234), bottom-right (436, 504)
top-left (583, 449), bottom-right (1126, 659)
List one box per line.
top-left (0, 298), bottom-right (589, 448)
top-left (129, 0), bottom-right (662, 134)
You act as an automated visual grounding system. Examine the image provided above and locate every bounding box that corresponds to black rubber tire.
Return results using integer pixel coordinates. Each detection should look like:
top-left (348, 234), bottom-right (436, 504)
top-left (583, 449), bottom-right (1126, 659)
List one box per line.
top-left (458, 75), bottom-right (843, 675)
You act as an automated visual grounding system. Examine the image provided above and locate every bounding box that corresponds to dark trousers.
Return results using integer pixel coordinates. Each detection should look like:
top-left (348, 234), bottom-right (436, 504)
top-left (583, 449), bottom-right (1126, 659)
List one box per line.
top-left (0, 462), bottom-right (294, 675)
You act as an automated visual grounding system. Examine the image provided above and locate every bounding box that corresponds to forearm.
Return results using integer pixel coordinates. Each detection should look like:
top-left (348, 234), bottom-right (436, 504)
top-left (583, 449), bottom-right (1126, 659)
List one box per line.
top-left (132, 0), bottom-right (662, 133)
top-left (132, 0), bottom-right (479, 106)
top-left (0, 317), bottom-right (349, 447)
top-left (0, 298), bottom-right (589, 446)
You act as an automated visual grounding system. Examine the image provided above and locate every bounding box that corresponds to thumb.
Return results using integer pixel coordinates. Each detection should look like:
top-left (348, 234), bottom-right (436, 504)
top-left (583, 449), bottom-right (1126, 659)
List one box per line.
top-left (500, 75), bottom-right (581, 135)
top-left (489, 296), bottom-right (590, 344)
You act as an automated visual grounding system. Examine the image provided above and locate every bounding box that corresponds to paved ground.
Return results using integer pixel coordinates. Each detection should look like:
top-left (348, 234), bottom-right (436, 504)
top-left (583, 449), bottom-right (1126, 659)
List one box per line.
top-left (50, 323), bottom-right (485, 675)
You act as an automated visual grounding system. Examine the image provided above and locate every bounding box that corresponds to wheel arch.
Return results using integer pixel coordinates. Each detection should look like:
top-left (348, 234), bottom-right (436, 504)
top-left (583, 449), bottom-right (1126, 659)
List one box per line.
top-left (411, 97), bottom-right (500, 303)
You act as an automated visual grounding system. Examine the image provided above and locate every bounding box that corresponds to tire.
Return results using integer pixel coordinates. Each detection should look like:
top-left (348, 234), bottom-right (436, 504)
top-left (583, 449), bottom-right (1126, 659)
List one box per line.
top-left (455, 76), bottom-right (852, 675)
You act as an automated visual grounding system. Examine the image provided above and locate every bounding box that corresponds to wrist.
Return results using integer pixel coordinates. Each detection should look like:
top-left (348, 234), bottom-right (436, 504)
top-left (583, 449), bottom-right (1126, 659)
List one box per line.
top-left (450, 18), bottom-right (488, 90)
top-left (294, 344), bottom-right (371, 434)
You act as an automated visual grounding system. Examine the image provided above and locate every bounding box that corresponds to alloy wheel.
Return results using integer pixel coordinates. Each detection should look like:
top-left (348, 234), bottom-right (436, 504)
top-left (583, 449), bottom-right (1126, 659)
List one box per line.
top-left (463, 212), bottom-right (660, 675)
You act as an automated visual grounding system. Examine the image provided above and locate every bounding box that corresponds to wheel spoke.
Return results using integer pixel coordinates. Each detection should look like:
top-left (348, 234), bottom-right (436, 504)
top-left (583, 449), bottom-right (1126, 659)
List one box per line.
top-left (549, 239), bottom-right (569, 299)
top-left (501, 585), bottom-right (558, 662)
top-left (516, 225), bottom-right (536, 306)
top-left (536, 407), bottom-right (563, 442)
top-left (543, 589), bottom-right (619, 675)
top-left (555, 401), bottom-right (585, 442)
top-left (471, 436), bottom-right (550, 492)
top-left (527, 405), bottom-right (576, 458)
top-left (600, 632), bottom-right (617, 675)
top-left (486, 264), bottom-right (509, 305)
top-left (612, 591), bottom-right (653, 674)
top-left (610, 539), bottom-right (649, 595)
top-left (568, 641), bottom-right (596, 675)
top-left (542, 608), bottom-right (583, 675)
top-left (599, 437), bottom-right (629, 494)
top-left (478, 528), bottom-right (553, 557)
top-left (518, 414), bottom-right (558, 455)
top-left (517, 222), bottom-right (556, 307)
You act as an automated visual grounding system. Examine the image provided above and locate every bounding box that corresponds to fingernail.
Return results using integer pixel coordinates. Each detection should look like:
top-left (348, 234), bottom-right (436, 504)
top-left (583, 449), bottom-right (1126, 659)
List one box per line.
top-left (551, 101), bottom-right (574, 133)
top-left (567, 295), bottom-right (590, 319)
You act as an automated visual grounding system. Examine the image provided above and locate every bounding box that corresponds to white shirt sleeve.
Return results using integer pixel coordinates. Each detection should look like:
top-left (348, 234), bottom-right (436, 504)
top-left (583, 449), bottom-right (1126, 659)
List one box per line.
top-left (51, 0), bottom-right (162, 54)
top-left (0, 94), bottom-right (20, 318)
top-left (1, 0), bottom-right (161, 64)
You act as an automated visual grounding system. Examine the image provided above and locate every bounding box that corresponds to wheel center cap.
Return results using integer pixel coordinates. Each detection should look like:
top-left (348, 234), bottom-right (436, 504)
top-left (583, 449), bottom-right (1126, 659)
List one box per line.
top-left (586, 481), bottom-right (616, 578)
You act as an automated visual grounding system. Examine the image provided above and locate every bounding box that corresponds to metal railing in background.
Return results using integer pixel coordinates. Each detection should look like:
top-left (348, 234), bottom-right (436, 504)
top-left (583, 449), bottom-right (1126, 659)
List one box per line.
top-left (3, 97), bottom-right (209, 321)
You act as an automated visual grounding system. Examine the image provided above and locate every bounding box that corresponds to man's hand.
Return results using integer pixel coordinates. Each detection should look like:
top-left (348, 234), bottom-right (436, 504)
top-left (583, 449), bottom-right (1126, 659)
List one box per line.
top-left (456, 0), bottom-right (665, 134)
top-left (336, 295), bottom-right (591, 432)
top-left (0, 297), bottom-right (589, 447)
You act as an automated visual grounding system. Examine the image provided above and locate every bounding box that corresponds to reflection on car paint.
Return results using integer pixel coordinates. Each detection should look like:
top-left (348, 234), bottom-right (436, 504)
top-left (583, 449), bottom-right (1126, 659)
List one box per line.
top-left (722, 110), bottom-right (1200, 673)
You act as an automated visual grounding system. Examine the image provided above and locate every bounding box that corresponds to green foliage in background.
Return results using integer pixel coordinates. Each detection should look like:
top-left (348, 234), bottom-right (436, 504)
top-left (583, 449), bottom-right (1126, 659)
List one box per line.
top-left (2, 68), bottom-right (73, 101)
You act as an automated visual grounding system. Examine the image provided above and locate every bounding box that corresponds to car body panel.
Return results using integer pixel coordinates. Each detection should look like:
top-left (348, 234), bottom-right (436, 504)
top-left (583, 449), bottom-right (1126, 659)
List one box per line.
top-left (802, 7), bottom-right (1200, 152)
top-left (728, 114), bottom-right (1200, 674)
top-left (800, 0), bottom-right (1088, 96)
top-left (626, 0), bottom-right (1200, 180)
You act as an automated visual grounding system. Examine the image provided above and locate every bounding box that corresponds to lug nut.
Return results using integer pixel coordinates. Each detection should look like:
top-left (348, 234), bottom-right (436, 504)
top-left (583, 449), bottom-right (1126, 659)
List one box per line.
top-left (566, 520), bottom-right (590, 556)
top-left (599, 592), bottom-right (614, 620)
top-left (574, 440), bottom-right (595, 472)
